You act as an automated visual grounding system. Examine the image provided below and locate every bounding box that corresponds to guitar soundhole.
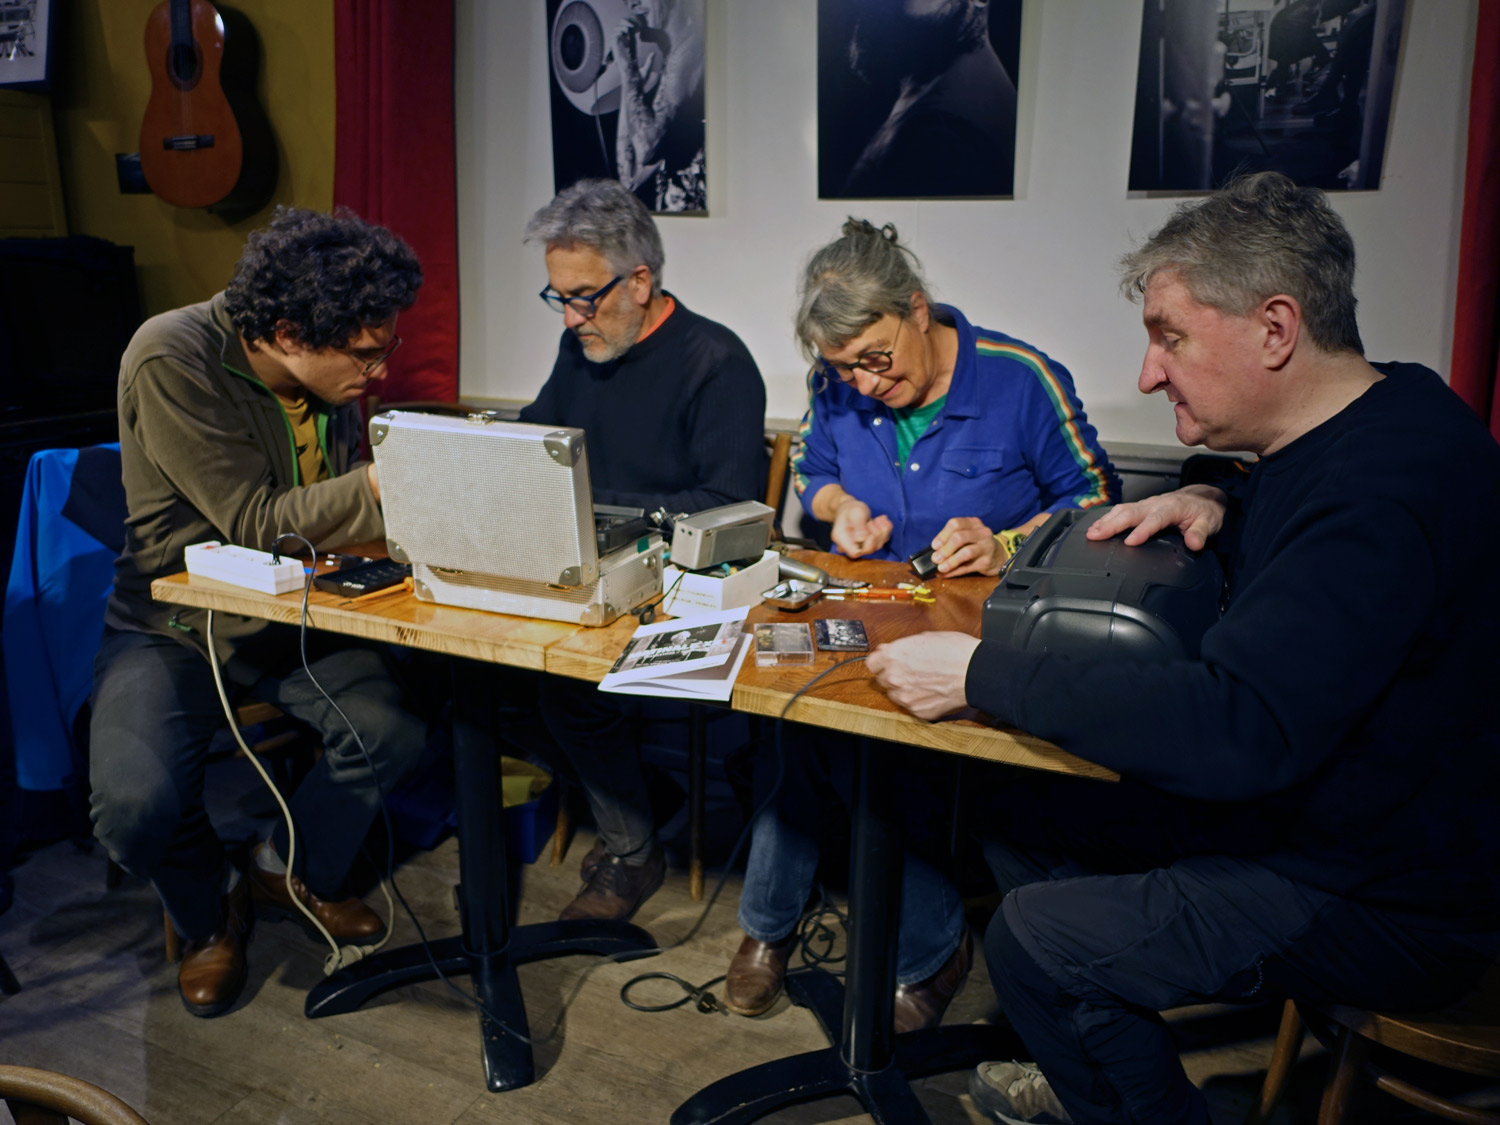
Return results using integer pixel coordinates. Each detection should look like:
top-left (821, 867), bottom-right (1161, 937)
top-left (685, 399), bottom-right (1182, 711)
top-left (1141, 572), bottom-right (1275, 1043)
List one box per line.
top-left (167, 42), bottom-right (202, 89)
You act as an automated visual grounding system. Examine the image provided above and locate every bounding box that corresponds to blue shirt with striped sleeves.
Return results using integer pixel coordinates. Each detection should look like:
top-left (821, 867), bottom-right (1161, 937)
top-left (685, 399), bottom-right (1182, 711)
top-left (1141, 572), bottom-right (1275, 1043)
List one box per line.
top-left (791, 305), bottom-right (1119, 561)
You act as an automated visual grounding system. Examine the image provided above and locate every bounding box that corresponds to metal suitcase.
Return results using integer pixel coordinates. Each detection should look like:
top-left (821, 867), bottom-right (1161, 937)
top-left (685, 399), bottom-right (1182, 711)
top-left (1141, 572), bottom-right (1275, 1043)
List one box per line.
top-left (370, 410), bottom-right (663, 626)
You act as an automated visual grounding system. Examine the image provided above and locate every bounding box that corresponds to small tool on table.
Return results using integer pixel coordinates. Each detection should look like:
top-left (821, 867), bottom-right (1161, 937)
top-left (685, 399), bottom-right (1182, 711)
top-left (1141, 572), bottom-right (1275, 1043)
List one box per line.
top-left (776, 555), bottom-right (869, 590)
top-left (821, 584), bottom-right (934, 605)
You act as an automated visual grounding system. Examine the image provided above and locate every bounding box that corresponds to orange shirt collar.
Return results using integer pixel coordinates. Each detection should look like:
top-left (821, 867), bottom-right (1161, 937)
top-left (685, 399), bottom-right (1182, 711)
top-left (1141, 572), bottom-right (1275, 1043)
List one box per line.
top-left (635, 295), bottom-right (676, 345)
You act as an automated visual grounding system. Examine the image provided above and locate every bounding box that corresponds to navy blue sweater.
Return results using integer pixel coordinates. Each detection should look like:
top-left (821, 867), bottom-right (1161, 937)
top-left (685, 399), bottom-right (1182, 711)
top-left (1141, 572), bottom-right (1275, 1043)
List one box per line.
top-left (967, 363), bottom-right (1500, 923)
top-left (520, 297), bottom-right (767, 514)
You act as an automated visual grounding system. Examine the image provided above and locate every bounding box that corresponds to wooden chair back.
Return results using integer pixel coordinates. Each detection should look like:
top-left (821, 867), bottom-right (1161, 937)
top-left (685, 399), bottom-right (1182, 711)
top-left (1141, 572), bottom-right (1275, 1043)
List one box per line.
top-left (1248, 965), bottom-right (1500, 1124)
top-left (0, 1066), bottom-right (150, 1125)
top-left (765, 431), bottom-right (792, 513)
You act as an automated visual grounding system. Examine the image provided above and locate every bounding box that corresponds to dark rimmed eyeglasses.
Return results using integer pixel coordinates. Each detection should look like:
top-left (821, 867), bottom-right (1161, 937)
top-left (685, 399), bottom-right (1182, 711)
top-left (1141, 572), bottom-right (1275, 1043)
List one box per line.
top-left (344, 335), bottom-right (402, 377)
top-left (539, 275), bottom-right (624, 316)
top-left (818, 318), bottom-right (904, 383)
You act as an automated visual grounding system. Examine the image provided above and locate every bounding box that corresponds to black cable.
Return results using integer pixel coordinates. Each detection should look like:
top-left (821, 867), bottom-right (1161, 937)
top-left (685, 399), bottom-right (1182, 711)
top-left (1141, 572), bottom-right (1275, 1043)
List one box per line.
top-left (789, 887), bottom-right (849, 979)
top-left (621, 971), bottom-right (728, 1014)
top-left (611, 655), bottom-right (870, 1016)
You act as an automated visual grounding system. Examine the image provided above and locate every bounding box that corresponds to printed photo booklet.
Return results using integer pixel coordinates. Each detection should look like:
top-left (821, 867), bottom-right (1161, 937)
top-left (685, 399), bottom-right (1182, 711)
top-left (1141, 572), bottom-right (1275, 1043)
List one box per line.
top-left (598, 607), bottom-right (751, 702)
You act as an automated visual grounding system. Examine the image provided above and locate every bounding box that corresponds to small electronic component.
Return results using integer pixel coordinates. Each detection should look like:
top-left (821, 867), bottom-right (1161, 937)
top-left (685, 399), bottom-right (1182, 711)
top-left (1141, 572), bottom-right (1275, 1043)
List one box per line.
top-left (754, 622), bottom-right (815, 665)
top-left (814, 618), bottom-right (869, 652)
top-left (908, 547), bottom-right (938, 580)
top-left (312, 558), bottom-right (413, 597)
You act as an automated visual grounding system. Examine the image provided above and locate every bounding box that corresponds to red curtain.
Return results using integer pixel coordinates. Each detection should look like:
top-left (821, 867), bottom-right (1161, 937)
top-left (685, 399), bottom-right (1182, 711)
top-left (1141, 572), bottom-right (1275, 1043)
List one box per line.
top-left (1451, 0), bottom-right (1500, 442)
top-left (334, 0), bottom-right (459, 404)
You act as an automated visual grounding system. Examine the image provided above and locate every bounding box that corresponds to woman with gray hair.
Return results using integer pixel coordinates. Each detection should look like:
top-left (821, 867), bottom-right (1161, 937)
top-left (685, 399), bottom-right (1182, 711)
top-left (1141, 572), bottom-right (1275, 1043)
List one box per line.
top-left (792, 218), bottom-right (1117, 573)
top-left (724, 219), bottom-right (1118, 1029)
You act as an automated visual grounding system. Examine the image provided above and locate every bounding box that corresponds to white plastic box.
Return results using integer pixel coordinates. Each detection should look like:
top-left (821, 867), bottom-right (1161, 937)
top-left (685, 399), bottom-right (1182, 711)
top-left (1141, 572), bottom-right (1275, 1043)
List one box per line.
top-left (661, 550), bottom-right (780, 616)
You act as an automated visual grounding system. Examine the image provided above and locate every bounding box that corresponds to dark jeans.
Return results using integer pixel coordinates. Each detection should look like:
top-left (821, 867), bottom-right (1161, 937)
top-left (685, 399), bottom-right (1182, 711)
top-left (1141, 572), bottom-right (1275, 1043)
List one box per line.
top-left (89, 627), bottom-right (427, 941)
top-left (978, 773), bottom-right (1500, 1125)
top-left (739, 724), bottom-right (965, 984)
top-left (485, 666), bottom-right (660, 863)
top-left (538, 673), bottom-right (657, 862)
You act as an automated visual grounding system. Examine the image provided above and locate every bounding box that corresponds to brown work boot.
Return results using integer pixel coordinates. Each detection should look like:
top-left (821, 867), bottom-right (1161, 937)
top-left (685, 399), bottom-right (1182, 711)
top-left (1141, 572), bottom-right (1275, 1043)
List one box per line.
top-left (723, 930), bottom-right (799, 1017)
top-left (892, 927), bottom-right (973, 1034)
top-left (178, 877), bottom-right (252, 1018)
top-left (558, 846), bottom-right (665, 922)
top-left (246, 863), bottom-right (383, 942)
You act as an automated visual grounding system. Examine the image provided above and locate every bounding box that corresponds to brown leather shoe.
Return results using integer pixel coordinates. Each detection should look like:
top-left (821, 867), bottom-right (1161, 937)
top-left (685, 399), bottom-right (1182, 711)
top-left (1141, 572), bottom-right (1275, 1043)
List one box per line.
top-left (246, 863), bottom-right (383, 942)
top-left (723, 930), bottom-right (798, 1017)
top-left (558, 846), bottom-right (665, 922)
top-left (892, 927), bottom-right (973, 1034)
top-left (178, 878), bottom-right (252, 1018)
top-left (579, 838), bottom-right (606, 882)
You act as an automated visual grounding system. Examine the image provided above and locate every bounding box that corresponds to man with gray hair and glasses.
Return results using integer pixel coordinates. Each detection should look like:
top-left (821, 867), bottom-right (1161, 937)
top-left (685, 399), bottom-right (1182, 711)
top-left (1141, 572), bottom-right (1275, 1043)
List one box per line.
top-left (517, 177), bottom-right (766, 923)
top-left (868, 172), bottom-right (1500, 1123)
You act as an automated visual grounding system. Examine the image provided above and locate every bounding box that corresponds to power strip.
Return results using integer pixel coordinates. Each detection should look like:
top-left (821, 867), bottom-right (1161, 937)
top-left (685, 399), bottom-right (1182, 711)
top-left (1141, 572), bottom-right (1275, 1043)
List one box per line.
top-left (184, 541), bottom-right (306, 595)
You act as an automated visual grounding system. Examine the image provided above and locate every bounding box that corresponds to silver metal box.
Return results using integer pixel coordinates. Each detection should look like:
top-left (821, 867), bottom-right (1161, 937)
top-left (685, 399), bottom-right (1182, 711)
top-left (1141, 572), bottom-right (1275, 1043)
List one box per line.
top-left (372, 410), bottom-right (597, 586)
top-left (370, 410), bottom-right (664, 625)
top-left (670, 500), bottom-right (775, 571)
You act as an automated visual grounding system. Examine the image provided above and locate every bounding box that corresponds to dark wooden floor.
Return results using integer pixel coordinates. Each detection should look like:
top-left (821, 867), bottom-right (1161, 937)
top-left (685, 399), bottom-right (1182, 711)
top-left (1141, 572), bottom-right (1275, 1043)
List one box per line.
top-left (0, 755), bottom-right (1442, 1124)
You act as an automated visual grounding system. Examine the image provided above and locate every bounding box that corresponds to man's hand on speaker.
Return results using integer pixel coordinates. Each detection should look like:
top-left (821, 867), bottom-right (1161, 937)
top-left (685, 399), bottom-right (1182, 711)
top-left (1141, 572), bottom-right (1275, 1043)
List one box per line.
top-left (1086, 484), bottom-right (1228, 551)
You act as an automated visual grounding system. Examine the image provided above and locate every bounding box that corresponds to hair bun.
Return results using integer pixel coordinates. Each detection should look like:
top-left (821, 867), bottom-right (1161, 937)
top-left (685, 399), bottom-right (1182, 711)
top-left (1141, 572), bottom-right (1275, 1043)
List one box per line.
top-left (839, 217), bottom-right (902, 247)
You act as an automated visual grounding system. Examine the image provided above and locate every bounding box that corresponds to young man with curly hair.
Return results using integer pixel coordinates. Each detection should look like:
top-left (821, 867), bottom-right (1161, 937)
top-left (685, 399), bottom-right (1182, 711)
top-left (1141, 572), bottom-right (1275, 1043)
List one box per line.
top-left (89, 207), bottom-right (429, 1018)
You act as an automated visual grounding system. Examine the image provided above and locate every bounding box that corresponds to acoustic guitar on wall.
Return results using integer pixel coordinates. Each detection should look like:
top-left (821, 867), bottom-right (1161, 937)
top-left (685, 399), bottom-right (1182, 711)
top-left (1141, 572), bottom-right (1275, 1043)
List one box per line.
top-left (139, 0), bottom-right (277, 213)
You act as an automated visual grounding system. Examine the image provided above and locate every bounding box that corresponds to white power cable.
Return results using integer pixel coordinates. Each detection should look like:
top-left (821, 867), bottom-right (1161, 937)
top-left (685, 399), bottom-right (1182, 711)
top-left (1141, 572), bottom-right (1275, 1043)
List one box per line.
top-left (205, 607), bottom-right (394, 976)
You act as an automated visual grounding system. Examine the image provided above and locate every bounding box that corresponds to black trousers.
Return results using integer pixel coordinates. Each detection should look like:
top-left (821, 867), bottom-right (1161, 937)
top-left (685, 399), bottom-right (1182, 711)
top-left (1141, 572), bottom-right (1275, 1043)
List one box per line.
top-left (976, 772), bottom-right (1500, 1125)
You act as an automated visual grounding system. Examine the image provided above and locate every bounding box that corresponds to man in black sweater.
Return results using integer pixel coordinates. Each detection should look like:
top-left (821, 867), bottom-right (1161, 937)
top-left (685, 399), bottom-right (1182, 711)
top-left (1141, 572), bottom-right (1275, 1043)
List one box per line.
top-left (868, 173), bottom-right (1500, 1124)
top-left (519, 178), bottom-right (766, 922)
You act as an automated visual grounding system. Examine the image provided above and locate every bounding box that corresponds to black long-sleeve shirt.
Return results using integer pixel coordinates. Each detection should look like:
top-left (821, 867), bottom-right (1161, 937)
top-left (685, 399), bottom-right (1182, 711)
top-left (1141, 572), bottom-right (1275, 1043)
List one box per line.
top-left (520, 297), bottom-right (767, 514)
top-left (967, 363), bottom-right (1500, 923)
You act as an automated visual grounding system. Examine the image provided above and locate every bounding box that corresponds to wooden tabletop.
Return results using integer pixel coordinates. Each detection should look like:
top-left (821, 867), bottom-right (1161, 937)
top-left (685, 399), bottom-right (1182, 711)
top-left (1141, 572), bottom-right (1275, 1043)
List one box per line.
top-left (151, 550), bottom-right (1113, 780)
top-left (731, 553), bottom-right (1112, 780)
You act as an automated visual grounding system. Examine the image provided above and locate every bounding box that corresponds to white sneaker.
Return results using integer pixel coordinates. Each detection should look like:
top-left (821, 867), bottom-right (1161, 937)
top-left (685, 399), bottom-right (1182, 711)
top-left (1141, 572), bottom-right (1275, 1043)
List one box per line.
top-left (968, 1060), bottom-right (1073, 1124)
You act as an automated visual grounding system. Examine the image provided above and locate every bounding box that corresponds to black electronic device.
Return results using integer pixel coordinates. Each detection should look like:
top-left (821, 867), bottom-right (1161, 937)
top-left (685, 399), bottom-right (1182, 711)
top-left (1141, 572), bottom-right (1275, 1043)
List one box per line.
top-left (313, 558), bottom-right (412, 598)
top-left (814, 618), bottom-right (869, 652)
top-left (595, 504), bottom-right (652, 556)
top-left (908, 547), bottom-right (938, 580)
top-left (982, 507), bottom-right (1223, 662)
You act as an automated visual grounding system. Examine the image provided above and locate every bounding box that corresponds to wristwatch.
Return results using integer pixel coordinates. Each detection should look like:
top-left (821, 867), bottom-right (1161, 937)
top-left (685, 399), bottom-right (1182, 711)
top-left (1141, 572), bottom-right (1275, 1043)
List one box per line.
top-left (994, 526), bottom-right (1030, 562)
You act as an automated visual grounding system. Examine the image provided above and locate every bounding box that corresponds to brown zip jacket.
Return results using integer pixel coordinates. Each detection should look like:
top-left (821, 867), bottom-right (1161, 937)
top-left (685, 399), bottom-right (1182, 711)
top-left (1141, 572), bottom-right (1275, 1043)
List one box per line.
top-left (105, 293), bottom-right (384, 673)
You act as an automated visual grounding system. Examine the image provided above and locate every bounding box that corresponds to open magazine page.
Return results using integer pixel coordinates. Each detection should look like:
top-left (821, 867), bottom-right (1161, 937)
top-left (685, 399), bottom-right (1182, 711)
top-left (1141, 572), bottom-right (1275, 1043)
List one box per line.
top-left (601, 607), bottom-right (747, 684)
top-left (599, 607), bottom-right (750, 700)
top-left (601, 632), bottom-right (752, 702)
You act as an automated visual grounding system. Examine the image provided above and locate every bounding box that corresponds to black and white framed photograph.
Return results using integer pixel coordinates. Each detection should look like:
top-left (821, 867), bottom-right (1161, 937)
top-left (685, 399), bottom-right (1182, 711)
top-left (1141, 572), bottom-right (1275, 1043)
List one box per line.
top-left (0, 0), bottom-right (54, 91)
top-left (546, 0), bottom-right (707, 214)
top-left (1128, 0), bottom-right (1407, 193)
top-left (818, 0), bottom-right (1023, 200)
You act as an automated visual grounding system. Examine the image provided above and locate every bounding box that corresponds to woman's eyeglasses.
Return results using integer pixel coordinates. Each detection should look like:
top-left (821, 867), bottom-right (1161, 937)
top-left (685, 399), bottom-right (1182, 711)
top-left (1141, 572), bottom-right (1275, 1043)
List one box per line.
top-left (818, 318), bottom-right (904, 382)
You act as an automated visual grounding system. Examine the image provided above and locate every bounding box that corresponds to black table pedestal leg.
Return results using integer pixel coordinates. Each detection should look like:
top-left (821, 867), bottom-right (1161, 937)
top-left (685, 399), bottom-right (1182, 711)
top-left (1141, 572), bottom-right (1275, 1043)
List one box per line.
top-left (305, 658), bottom-right (656, 1094)
top-left (673, 737), bottom-right (1021, 1124)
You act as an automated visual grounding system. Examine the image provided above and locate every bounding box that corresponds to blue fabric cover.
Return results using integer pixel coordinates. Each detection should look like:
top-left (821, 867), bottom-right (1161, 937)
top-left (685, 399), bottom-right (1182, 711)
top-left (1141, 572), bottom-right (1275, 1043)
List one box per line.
top-left (3, 445), bottom-right (122, 792)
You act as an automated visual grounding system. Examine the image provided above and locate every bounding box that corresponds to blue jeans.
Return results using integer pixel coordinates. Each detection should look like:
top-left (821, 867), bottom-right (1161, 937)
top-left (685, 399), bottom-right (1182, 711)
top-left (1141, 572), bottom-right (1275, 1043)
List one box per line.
top-left (89, 627), bottom-right (426, 942)
top-left (977, 772), bottom-right (1500, 1125)
top-left (738, 722), bottom-right (965, 985)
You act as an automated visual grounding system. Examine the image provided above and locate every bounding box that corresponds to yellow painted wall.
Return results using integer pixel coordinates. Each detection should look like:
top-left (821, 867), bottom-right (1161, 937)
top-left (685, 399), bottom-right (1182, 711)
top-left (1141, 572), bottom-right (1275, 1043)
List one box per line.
top-left (49, 0), bottom-right (334, 317)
